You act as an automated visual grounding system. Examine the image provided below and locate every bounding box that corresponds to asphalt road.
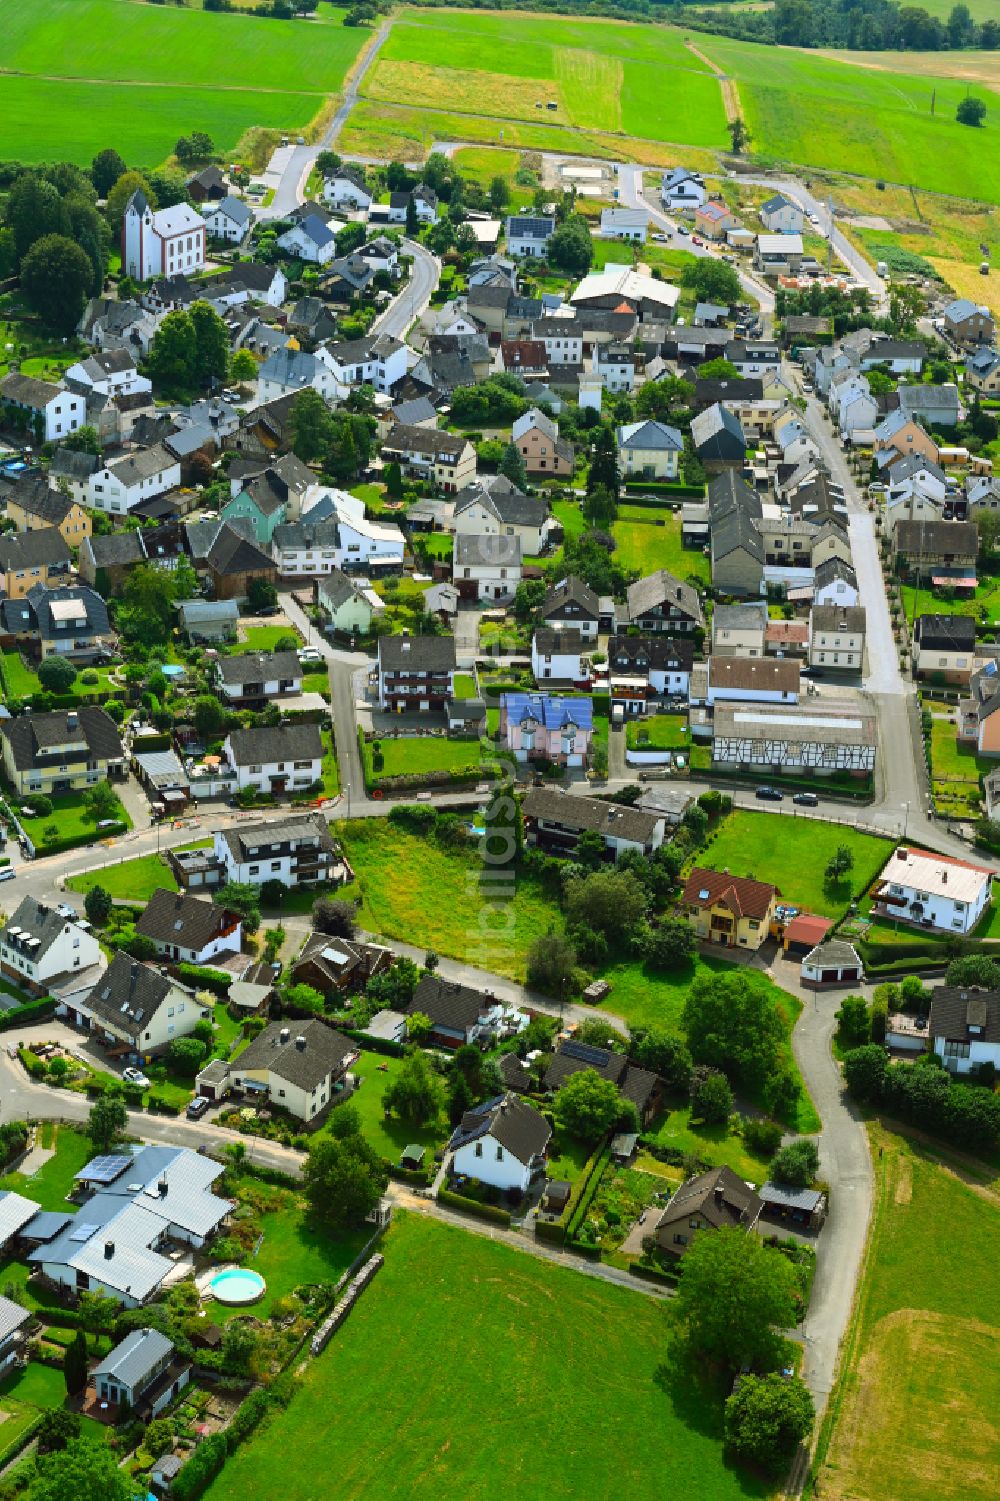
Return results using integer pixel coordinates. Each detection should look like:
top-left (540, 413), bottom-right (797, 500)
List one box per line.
top-left (736, 173), bottom-right (886, 307)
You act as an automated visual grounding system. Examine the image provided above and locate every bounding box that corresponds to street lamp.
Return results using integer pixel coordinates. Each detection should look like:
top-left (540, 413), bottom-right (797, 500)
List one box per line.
top-left (902, 800), bottom-right (909, 840)
top-left (345, 782), bottom-right (351, 819)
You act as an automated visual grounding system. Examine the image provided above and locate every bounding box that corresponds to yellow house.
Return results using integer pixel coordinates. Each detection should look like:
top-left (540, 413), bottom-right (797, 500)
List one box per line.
top-left (0, 529), bottom-right (73, 601)
top-left (681, 866), bottom-right (780, 951)
top-left (6, 488), bottom-right (92, 548)
top-left (0, 707), bottom-right (124, 797)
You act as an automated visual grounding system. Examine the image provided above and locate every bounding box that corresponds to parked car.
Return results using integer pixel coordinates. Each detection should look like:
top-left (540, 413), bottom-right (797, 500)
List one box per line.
top-left (652, 232), bottom-right (670, 243)
top-left (0, 869), bottom-right (15, 883)
top-left (122, 1066), bottom-right (150, 1089)
top-left (187, 1096), bottom-right (211, 1119)
top-left (298, 647), bottom-right (323, 664)
top-left (755, 785), bottom-right (784, 802)
top-left (792, 792), bottom-right (819, 807)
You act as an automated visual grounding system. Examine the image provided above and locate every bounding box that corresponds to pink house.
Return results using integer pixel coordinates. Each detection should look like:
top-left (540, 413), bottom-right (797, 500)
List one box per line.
top-left (500, 693), bottom-right (593, 768)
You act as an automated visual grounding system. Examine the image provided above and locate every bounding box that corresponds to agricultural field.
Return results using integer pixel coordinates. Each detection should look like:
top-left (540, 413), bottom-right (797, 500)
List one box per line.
top-left (699, 34), bottom-right (1000, 203)
top-left (204, 1211), bottom-right (767, 1501)
top-left (611, 508), bottom-right (711, 582)
top-left (817, 1125), bottom-right (1000, 1501)
top-left (699, 811), bottom-right (892, 919)
top-left (0, 0), bottom-right (367, 163)
top-left (361, 11), bottom-right (729, 150)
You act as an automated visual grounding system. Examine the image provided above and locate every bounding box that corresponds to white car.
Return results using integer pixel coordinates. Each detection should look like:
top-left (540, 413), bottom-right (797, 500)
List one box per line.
top-left (651, 232), bottom-right (670, 243)
top-left (122, 1067), bottom-right (150, 1089)
top-left (298, 647), bottom-right (324, 665)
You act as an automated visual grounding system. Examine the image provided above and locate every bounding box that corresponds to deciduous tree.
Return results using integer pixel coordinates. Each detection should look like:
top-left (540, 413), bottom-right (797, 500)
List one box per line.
top-left (554, 1067), bottom-right (629, 1142)
top-left (20, 234), bottom-right (94, 334)
top-left (724, 1372), bottom-right (814, 1471)
top-left (302, 1134), bottom-right (389, 1231)
top-left (675, 1227), bottom-right (799, 1370)
top-left (382, 1049), bottom-right (444, 1126)
top-left (91, 149), bottom-right (127, 199)
top-left (87, 1091), bottom-right (128, 1154)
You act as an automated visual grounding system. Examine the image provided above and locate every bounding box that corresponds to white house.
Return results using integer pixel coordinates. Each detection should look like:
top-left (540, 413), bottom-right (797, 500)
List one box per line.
top-left (203, 195), bottom-right (253, 244)
top-left (317, 334), bottom-right (407, 395)
top-left (88, 444), bottom-right (181, 515)
top-left (704, 656), bottom-right (800, 706)
top-left (660, 168), bottom-right (706, 211)
top-left (92, 1329), bottom-right (188, 1419)
top-left (225, 1018), bottom-right (358, 1123)
top-left (759, 194), bottom-right (803, 235)
top-left (522, 785), bottom-right (665, 857)
top-left (448, 1094), bottom-right (551, 1195)
top-left (214, 650), bottom-right (303, 705)
top-left (0, 898), bottom-right (102, 996)
top-left (860, 337), bottom-right (925, 376)
top-left (600, 207), bottom-right (648, 243)
top-left (505, 216), bottom-right (555, 258)
top-left (830, 374), bottom-right (878, 441)
top-left (531, 316), bottom-right (584, 367)
top-left (929, 987), bottom-right (1000, 1075)
top-left (0, 374), bottom-right (86, 443)
top-left (596, 343), bottom-right (635, 394)
top-left (278, 214), bottom-right (338, 265)
top-left (213, 813), bottom-right (340, 889)
top-left (122, 192), bottom-right (205, 280)
top-left (808, 604), bottom-right (866, 672)
top-left (531, 628), bottom-right (584, 683)
top-left (222, 723), bottom-right (323, 794)
top-left (800, 938), bottom-right (863, 989)
top-left (256, 347), bottom-right (339, 404)
top-left (814, 558), bottom-right (860, 608)
top-left (872, 847), bottom-right (994, 935)
top-left (64, 350), bottom-right (150, 400)
top-left (276, 492), bottom-right (405, 573)
top-left (134, 888), bottom-right (242, 966)
top-left (323, 169), bottom-right (373, 212)
top-left (0, 1296), bottom-right (30, 1376)
top-left (57, 954), bottom-right (210, 1057)
top-left (30, 1145), bottom-right (231, 1307)
top-left (453, 532), bottom-right (522, 601)
top-left (452, 474), bottom-right (548, 555)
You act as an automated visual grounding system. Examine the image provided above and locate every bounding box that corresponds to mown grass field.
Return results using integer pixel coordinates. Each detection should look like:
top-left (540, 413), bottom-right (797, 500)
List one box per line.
top-left (700, 811), bottom-right (892, 920)
top-left (817, 1126), bottom-right (1000, 1501)
top-left (363, 11), bottom-right (729, 149)
top-left (66, 842), bottom-right (211, 901)
top-left (323, 1050), bottom-right (449, 1166)
top-left (204, 1211), bottom-right (769, 1501)
top-left (611, 508), bottom-right (711, 582)
top-left (0, 0), bottom-right (366, 162)
top-left (700, 34), bottom-right (1000, 203)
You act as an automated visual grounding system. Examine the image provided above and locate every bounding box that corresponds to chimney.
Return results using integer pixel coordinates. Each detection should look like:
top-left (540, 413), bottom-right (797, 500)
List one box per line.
top-left (158, 1176), bottom-right (168, 1197)
top-left (714, 1183), bottom-right (724, 1203)
top-left (898, 848), bottom-right (907, 861)
top-left (295, 1034), bottom-right (306, 1051)
top-left (66, 710), bottom-right (79, 731)
top-left (942, 870), bottom-right (947, 884)
top-left (279, 1027), bottom-right (290, 1045)
top-left (104, 1240), bottom-right (115, 1260)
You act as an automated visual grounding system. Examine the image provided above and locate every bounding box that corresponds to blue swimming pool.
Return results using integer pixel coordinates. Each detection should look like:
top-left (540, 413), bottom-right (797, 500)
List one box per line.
top-left (209, 1267), bottom-right (266, 1305)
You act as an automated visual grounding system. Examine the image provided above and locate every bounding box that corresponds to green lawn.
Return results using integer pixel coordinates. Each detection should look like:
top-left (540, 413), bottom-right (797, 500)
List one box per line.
top-left (596, 955), bottom-right (818, 1133)
top-left (213, 1175), bottom-right (369, 1327)
top-left (326, 1051), bottom-right (448, 1166)
top-left (237, 625), bottom-right (303, 653)
top-left (699, 811), bottom-right (892, 920)
top-left (453, 674), bottom-right (477, 700)
top-left (611, 508), bottom-right (710, 584)
top-left (0, 653), bottom-right (120, 703)
top-left (0, 1125), bottom-right (92, 1210)
top-left (335, 820), bottom-right (562, 982)
top-left (66, 842), bottom-right (211, 902)
top-left (901, 575), bottom-right (1000, 626)
top-left (644, 1100), bottom-right (774, 1184)
top-left (700, 32), bottom-right (1000, 204)
top-left (16, 791), bottom-right (131, 853)
top-left (0, 0), bottom-right (366, 163)
top-left (929, 717), bottom-right (988, 817)
top-left (417, 533), bottom-right (454, 562)
top-left (204, 1211), bottom-right (767, 1501)
top-left (818, 1126), bottom-right (1000, 1501)
top-left (365, 735), bottom-right (485, 783)
top-left (625, 713), bottom-right (691, 752)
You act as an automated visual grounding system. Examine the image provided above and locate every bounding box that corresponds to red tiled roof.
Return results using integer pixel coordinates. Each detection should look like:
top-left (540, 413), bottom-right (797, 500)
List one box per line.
top-left (782, 913), bottom-right (833, 947)
top-left (766, 620), bottom-right (809, 644)
top-left (682, 866), bottom-right (779, 921)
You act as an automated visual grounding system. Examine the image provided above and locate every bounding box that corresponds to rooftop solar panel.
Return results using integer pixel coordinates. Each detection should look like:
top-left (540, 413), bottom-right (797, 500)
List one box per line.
top-left (75, 1154), bottom-right (132, 1184)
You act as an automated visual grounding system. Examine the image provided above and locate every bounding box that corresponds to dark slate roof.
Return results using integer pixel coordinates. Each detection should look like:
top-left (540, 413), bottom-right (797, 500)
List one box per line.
top-left (627, 570), bottom-right (704, 626)
top-left (929, 986), bottom-right (1000, 1046)
top-left (84, 531), bottom-right (146, 568)
top-left (226, 722), bottom-right (322, 767)
top-left (0, 529), bottom-right (72, 573)
top-left (136, 888), bottom-right (239, 951)
top-left (523, 785), bottom-right (662, 847)
top-left (206, 520), bottom-right (275, 577)
top-left (0, 897), bottom-right (78, 963)
top-left (220, 812), bottom-right (335, 866)
top-left (914, 613), bottom-right (977, 650)
top-left (654, 1165), bottom-right (763, 1242)
top-left (608, 633), bottom-right (695, 674)
top-left (543, 1039), bottom-right (658, 1113)
top-left (448, 1093), bottom-right (551, 1166)
top-left (84, 954), bottom-right (174, 1040)
top-left (407, 974), bottom-right (490, 1033)
top-left (234, 1018), bottom-right (356, 1091)
top-left (0, 707), bottom-right (123, 773)
top-left (25, 583), bottom-right (110, 643)
top-left (540, 574), bottom-right (599, 622)
top-left (217, 651), bottom-right (302, 686)
top-left (378, 635), bottom-right (456, 673)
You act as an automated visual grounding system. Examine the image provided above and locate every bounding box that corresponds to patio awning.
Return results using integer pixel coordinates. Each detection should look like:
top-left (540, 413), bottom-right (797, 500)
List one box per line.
top-left (931, 574), bottom-right (976, 588)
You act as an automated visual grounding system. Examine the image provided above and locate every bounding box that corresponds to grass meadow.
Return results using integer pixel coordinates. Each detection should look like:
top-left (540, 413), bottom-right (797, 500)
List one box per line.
top-left (203, 1211), bottom-right (770, 1501)
top-left (363, 11), bottom-right (730, 149)
top-left (0, 0), bottom-right (366, 162)
top-left (699, 811), bottom-right (892, 919)
top-left (817, 1126), bottom-right (1000, 1501)
top-left (700, 34), bottom-right (1000, 203)
top-left (611, 508), bottom-right (711, 582)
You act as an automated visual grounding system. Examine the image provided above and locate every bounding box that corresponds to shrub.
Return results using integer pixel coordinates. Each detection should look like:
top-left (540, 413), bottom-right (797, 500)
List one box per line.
top-left (770, 1139), bottom-right (820, 1188)
top-left (742, 1117), bottom-right (783, 1157)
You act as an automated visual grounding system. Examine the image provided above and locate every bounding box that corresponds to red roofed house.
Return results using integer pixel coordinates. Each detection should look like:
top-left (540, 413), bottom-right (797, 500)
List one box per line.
top-left (781, 912), bottom-right (834, 956)
top-left (694, 200), bottom-right (739, 242)
top-left (765, 619), bottom-right (809, 657)
top-left (681, 866), bottom-right (780, 950)
top-left (499, 341), bottom-right (549, 381)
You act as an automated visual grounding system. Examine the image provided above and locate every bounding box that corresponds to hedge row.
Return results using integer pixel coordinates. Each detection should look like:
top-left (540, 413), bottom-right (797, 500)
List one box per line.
top-left (175, 964), bottom-right (232, 995)
top-left (384, 1161), bottom-right (431, 1188)
top-left (566, 1237), bottom-right (601, 1260)
top-left (31, 823), bottom-right (128, 859)
top-left (0, 998), bottom-right (56, 1033)
top-left (623, 481), bottom-right (706, 498)
top-left (437, 1187), bottom-right (511, 1227)
top-left (629, 1262), bottom-right (678, 1287)
top-left (0, 1412), bottom-right (43, 1471)
top-left (565, 1144), bottom-right (612, 1241)
top-left (339, 1028), bottom-right (405, 1059)
top-left (533, 1218), bottom-right (567, 1246)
